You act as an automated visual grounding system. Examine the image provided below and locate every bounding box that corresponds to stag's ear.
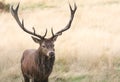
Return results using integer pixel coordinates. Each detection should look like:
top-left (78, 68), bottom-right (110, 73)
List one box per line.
top-left (52, 36), bottom-right (58, 42)
top-left (31, 36), bottom-right (41, 43)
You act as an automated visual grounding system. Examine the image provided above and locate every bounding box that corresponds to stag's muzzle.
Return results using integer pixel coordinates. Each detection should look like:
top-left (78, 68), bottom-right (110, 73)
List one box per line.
top-left (49, 52), bottom-right (55, 57)
top-left (47, 51), bottom-right (55, 58)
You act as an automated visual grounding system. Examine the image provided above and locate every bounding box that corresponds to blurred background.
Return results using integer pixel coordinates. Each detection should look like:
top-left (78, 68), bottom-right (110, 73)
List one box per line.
top-left (0, 0), bottom-right (120, 82)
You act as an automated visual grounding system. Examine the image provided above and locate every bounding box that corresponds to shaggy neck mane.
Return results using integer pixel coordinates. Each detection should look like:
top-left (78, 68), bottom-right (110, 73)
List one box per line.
top-left (35, 47), bottom-right (55, 80)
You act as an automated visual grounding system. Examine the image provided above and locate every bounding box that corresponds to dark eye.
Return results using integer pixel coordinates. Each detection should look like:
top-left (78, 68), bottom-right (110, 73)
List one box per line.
top-left (42, 45), bottom-right (46, 48)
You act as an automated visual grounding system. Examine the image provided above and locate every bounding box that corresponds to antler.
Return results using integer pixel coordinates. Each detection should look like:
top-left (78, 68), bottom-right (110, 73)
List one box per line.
top-left (51, 3), bottom-right (77, 39)
top-left (10, 3), bottom-right (47, 39)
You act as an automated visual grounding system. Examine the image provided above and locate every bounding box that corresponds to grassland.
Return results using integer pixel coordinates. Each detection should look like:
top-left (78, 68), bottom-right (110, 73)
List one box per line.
top-left (1, 0), bottom-right (120, 82)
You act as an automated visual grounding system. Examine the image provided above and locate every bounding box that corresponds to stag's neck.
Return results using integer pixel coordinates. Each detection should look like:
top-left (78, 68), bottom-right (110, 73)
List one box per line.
top-left (35, 47), bottom-right (47, 63)
top-left (35, 47), bottom-right (44, 56)
top-left (35, 47), bottom-right (55, 78)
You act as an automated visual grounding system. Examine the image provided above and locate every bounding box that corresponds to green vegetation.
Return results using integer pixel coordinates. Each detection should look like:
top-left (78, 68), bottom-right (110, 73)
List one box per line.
top-left (21, 3), bottom-right (55, 10)
top-left (67, 76), bottom-right (86, 82)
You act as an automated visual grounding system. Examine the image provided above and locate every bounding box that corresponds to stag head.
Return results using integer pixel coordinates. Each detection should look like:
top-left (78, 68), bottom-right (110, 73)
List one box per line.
top-left (10, 3), bottom-right (77, 57)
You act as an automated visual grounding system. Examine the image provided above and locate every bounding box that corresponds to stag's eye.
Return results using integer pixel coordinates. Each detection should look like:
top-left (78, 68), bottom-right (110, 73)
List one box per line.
top-left (42, 45), bottom-right (46, 48)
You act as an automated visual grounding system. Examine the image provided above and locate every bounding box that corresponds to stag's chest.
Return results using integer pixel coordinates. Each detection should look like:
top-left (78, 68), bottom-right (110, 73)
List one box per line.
top-left (35, 56), bottom-right (55, 78)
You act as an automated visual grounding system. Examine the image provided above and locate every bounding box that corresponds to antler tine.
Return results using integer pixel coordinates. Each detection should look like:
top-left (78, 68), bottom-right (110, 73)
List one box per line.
top-left (51, 28), bottom-right (54, 36)
top-left (42, 29), bottom-right (47, 38)
top-left (32, 27), bottom-right (35, 34)
top-left (69, 2), bottom-right (77, 13)
top-left (10, 3), bottom-right (45, 39)
top-left (74, 2), bottom-right (77, 11)
top-left (51, 3), bottom-right (77, 38)
top-left (69, 3), bottom-right (72, 12)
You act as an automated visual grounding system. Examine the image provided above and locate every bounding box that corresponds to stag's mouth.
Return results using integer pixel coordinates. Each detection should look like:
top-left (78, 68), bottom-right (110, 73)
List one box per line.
top-left (47, 51), bottom-right (55, 59)
top-left (49, 52), bottom-right (55, 57)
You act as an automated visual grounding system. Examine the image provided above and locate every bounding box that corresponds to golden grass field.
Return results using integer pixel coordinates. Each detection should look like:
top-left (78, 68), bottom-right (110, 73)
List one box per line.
top-left (1, 0), bottom-right (120, 82)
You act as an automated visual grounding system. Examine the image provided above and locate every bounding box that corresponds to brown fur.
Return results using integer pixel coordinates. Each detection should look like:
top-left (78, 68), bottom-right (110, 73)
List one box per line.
top-left (10, 2), bottom-right (77, 82)
top-left (21, 40), bottom-right (55, 82)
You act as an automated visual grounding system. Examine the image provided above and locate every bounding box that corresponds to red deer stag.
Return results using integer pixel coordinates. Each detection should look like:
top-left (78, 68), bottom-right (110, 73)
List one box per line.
top-left (10, 3), bottom-right (77, 82)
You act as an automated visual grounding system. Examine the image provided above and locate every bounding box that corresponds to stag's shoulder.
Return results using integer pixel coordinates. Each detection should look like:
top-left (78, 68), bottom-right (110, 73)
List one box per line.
top-left (21, 49), bottom-right (37, 62)
top-left (23, 49), bottom-right (37, 56)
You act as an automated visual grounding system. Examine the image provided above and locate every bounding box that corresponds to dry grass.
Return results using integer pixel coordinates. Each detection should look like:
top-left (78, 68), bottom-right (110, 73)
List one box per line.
top-left (1, 0), bottom-right (120, 82)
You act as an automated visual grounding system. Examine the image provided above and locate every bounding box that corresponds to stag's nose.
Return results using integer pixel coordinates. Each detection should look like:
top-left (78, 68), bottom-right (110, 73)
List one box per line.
top-left (49, 52), bottom-right (55, 57)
